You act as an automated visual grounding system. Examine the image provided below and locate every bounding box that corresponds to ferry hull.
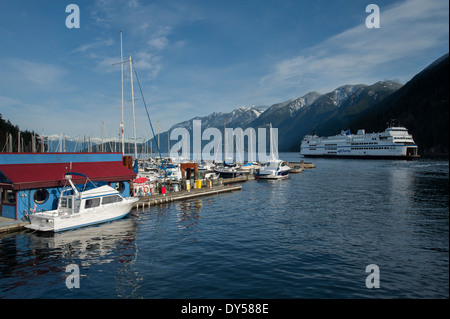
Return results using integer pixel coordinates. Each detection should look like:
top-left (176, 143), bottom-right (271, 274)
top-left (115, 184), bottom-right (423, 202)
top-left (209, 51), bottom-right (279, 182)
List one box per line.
top-left (302, 154), bottom-right (420, 160)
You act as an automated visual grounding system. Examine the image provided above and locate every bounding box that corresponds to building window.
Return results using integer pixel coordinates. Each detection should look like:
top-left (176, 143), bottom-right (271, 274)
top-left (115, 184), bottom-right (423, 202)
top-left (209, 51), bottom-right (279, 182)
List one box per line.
top-left (3, 190), bottom-right (16, 205)
top-left (33, 189), bottom-right (49, 204)
top-left (114, 182), bottom-right (125, 194)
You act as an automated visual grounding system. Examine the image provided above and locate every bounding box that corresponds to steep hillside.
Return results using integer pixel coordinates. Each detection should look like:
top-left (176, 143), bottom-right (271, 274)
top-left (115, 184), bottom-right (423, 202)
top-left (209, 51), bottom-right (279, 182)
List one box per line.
top-left (0, 114), bottom-right (41, 152)
top-left (148, 106), bottom-right (264, 153)
top-left (277, 81), bottom-right (402, 150)
top-left (349, 54), bottom-right (449, 156)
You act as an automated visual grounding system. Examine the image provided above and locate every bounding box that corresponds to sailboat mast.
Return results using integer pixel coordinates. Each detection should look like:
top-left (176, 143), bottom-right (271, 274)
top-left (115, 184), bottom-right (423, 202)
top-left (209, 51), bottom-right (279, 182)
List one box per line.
top-left (129, 55), bottom-right (138, 159)
top-left (120, 31), bottom-right (125, 155)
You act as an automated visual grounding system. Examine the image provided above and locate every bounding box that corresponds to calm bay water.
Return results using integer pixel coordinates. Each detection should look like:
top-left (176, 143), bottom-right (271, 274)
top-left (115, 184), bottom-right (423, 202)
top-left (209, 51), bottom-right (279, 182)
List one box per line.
top-left (0, 153), bottom-right (448, 299)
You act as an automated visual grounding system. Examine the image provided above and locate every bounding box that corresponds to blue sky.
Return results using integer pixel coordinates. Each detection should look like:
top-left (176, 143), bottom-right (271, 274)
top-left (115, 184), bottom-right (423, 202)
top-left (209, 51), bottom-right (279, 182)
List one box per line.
top-left (0, 0), bottom-right (448, 142)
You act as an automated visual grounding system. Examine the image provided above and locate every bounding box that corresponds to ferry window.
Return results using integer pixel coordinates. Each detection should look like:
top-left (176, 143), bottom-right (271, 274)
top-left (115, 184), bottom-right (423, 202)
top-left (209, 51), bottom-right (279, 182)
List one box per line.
top-left (60, 198), bottom-right (67, 208)
top-left (68, 198), bottom-right (72, 209)
top-left (85, 198), bottom-right (100, 208)
top-left (33, 189), bottom-right (49, 204)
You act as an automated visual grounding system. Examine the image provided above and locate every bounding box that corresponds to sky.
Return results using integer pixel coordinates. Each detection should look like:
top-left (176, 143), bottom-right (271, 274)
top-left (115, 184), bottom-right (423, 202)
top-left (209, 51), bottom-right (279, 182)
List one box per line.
top-left (0, 0), bottom-right (448, 143)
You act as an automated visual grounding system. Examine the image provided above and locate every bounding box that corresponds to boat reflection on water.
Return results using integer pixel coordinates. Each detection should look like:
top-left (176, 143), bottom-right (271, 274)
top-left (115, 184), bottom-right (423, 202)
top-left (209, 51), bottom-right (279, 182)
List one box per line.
top-left (28, 216), bottom-right (138, 266)
top-left (27, 216), bottom-right (143, 298)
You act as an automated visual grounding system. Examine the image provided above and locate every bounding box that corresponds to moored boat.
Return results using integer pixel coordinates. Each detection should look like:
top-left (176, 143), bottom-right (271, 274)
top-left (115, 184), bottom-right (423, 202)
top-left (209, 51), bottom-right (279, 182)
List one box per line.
top-left (257, 159), bottom-right (291, 180)
top-left (214, 165), bottom-right (247, 178)
top-left (25, 173), bottom-right (138, 232)
top-left (300, 122), bottom-right (419, 160)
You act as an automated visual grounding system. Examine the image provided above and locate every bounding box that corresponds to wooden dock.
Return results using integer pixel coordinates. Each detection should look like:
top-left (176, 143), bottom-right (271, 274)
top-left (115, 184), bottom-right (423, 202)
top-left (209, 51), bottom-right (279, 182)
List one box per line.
top-left (0, 185), bottom-right (243, 233)
top-left (287, 161), bottom-right (316, 173)
top-left (0, 162), bottom-right (312, 233)
top-left (134, 184), bottom-right (242, 209)
top-left (0, 217), bottom-right (30, 234)
top-left (221, 174), bottom-right (255, 184)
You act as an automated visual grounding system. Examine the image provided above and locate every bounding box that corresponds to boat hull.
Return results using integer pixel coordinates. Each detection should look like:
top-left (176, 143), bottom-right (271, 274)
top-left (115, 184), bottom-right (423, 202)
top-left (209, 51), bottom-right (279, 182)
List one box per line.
top-left (26, 198), bottom-right (138, 232)
top-left (257, 169), bottom-right (290, 180)
top-left (214, 169), bottom-right (247, 179)
top-left (257, 174), bottom-right (289, 180)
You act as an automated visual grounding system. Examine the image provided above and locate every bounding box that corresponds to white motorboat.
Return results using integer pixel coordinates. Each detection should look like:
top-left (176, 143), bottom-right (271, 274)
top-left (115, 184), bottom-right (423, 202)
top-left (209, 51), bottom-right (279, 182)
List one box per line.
top-left (25, 173), bottom-right (138, 232)
top-left (257, 159), bottom-right (291, 180)
top-left (164, 163), bottom-right (182, 181)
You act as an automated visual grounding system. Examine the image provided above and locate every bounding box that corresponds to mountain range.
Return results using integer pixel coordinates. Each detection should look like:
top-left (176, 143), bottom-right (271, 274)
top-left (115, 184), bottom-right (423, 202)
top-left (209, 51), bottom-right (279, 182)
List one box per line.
top-left (148, 80), bottom-right (402, 152)
top-left (2, 54), bottom-right (447, 156)
top-left (147, 53), bottom-right (448, 156)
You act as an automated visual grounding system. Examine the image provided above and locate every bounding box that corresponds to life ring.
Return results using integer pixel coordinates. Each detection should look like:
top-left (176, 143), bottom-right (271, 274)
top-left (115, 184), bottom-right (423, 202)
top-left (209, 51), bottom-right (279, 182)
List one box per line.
top-left (143, 185), bottom-right (150, 194)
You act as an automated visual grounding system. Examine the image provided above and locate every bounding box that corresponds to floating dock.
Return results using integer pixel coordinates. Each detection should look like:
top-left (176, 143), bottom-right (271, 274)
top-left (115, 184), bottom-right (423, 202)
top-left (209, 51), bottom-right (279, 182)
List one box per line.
top-left (133, 184), bottom-right (242, 209)
top-left (0, 217), bottom-right (30, 234)
top-left (287, 161), bottom-right (316, 173)
top-left (0, 185), bottom-right (243, 233)
top-left (0, 160), bottom-right (315, 233)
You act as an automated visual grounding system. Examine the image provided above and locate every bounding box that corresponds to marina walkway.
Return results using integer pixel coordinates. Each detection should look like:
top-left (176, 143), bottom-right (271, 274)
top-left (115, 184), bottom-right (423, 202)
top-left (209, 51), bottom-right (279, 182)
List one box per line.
top-left (134, 184), bottom-right (242, 209)
top-left (0, 216), bottom-right (30, 234)
top-left (0, 185), bottom-right (243, 233)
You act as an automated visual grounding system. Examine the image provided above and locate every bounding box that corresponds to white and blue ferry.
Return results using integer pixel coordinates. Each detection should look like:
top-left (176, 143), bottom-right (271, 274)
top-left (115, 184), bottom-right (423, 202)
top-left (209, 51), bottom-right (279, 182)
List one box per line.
top-left (300, 124), bottom-right (419, 160)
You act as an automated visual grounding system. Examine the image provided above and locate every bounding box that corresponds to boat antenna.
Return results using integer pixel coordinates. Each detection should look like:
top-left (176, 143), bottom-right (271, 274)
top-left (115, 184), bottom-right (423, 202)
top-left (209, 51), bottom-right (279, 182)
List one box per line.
top-left (132, 65), bottom-right (165, 169)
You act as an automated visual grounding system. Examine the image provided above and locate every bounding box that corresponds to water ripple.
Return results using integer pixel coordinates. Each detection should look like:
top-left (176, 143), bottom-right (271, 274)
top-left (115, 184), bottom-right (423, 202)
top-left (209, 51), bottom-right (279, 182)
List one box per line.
top-left (0, 155), bottom-right (448, 298)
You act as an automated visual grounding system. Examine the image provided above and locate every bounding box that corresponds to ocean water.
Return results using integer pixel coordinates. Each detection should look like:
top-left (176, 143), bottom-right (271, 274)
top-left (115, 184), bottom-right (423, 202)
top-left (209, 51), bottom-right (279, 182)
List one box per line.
top-left (0, 154), bottom-right (448, 299)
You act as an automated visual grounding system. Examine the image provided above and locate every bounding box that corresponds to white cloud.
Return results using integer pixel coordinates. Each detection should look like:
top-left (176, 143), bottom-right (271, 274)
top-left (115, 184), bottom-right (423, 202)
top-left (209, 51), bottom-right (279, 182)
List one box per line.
top-left (96, 56), bottom-right (122, 73)
top-left (133, 51), bottom-right (162, 79)
top-left (259, 0), bottom-right (449, 96)
top-left (9, 59), bottom-right (68, 86)
top-left (73, 38), bottom-right (114, 53)
top-left (148, 25), bottom-right (172, 51)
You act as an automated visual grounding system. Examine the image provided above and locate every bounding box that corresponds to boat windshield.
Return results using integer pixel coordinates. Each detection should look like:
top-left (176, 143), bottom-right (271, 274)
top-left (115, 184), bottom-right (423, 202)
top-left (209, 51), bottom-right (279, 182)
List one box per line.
top-left (264, 161), bottom-right (279, 168)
